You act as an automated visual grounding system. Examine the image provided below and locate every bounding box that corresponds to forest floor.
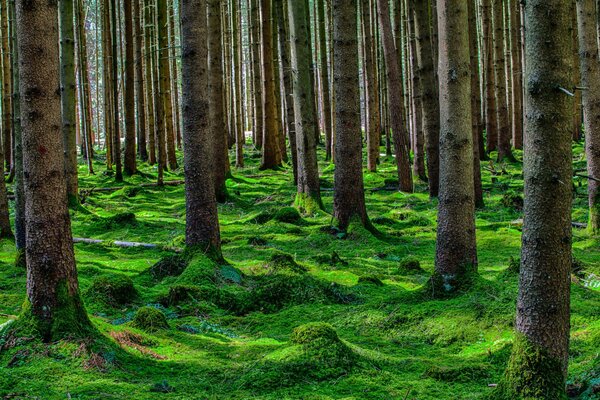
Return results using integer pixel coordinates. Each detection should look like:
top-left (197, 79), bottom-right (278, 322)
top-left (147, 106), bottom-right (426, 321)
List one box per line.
top-left (0, 144), bottom-right (599, 400)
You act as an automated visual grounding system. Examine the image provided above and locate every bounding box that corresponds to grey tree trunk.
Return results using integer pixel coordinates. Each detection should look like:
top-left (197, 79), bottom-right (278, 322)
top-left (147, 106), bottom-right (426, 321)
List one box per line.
top-left (181, 0), bottom-right (222, 257)
top-left (432, 0), bottom-right (477, 295)
top-left (14, 0), bottom-right (91, 340)
top-left (288, 0), bottom-right (323, 214)
top-left (497, 0), bottom-right (574, 397)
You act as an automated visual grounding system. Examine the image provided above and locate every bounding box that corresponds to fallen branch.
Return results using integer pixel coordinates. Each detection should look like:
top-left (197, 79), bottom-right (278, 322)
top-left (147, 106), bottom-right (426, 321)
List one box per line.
top-left (73, 237), bottom-right (181, 252)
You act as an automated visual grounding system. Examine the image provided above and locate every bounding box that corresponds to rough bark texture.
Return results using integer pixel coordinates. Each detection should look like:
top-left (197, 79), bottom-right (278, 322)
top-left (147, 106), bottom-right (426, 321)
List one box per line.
top-left (1, 0), bottom-right (12, 174)
top-left (360, 0), bottom-right (379, 173)
top-left (481, 0), bottom-right (496, 154)
top-left (288, 0), bottom-right (323, 214)
top-left (495, 0), bottom-right (573, 397)
top-left (576, 0), bottom-right (600, 234)
top-left (413, 0), bottom-right (440, 197)
top-left (232, 0), bottom-right (244, 168)
top-left (15, 0), bottom-right (92, 340)
top-left (134, 0), bottom-right (147, 161)
top-left (332, 0), bottom-right (370, 230)
top-left (259, 0), bottom-right (283, 170)
top-left (510, 0), bottom-right (523, 150)
top-left (181, 0), bottom-right (222, 257)
top-left (432, 0), bottom-right (477, 295)
top-left (491, 0), bottom-right (513, 162)
top-left (317, 0), bottom-right (333, 162)
top-left (123, 0), bottom-right (137, 175)
top-left (143, 0), bottom-right (156, 165)
top-left (208, 0), bottom-right (230, 202)
top-left (250, 0), bottom-right (263, 149)
top-left (377, 0), bottom-right (413, 193)
top-left (110, 0), bottom-right (123, 182)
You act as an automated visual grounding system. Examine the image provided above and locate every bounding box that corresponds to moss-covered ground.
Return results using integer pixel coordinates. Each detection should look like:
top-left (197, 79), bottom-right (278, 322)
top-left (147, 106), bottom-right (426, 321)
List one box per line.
top-left (0, 143), bottom-right (598, 399)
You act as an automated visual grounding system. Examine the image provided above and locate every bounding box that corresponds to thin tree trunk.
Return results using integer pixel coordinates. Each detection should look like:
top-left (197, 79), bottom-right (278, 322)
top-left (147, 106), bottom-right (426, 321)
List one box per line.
top-left (134, 0), bottom-right (148, 161)
top-left (317, 0), bottom-right (332, 162)
top-left (481, 0), bottom-right (496, 154)
top-left (124, 0), bottom-right (137, 175)
top-left (250, 0), bottom-right (263, 149)
top-left (510, 0), bottom-right (523, 149)
top-left (1, 0), bottom-right (13, 174)
top-left (144, 0), bottom-right (156, 165)
top-left (11, 0), bottom-right (24, 253)
top-left (469, 0), bottom-right (484, 208)
top-left (110, 0), bottom-right (123, 181)
top-left (361, 0), bottom-right (380, 173)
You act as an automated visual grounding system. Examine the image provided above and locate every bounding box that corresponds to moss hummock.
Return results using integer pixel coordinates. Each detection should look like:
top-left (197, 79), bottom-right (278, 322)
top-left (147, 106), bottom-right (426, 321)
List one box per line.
top-left (131, 307), bottom-right (169, 332)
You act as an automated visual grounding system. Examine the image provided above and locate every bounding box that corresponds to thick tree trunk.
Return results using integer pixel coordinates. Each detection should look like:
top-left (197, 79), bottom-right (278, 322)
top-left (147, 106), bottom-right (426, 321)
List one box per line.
top-left (123, 0), bottom-right (137, 175)
top-left (288, 0), bottom-right (323, 214)
top-left (432, 0), bottom-right (477, 294)
top-left (498, 0), bottom-right (573, 397)
top-left (181, 0), bottom-right (222, 257)
top-left (332, 0), bottom-right (370, 230)
top-left (259, 0), bottom-right (283, 170)
top-left (15, 0), bottom-right (92, 340)
top-left (11, 0), bottom-right (24, 253)
top-left (377, 0), bottom-right (413, 193)
top-left (576, 0), bottom-right (600, 233)
top-left (208, 0), bottom-right (231, 202)
top-left (413, 0), bottom-right (440, 197)
top-left (1, 0), bottom-right (12, 175)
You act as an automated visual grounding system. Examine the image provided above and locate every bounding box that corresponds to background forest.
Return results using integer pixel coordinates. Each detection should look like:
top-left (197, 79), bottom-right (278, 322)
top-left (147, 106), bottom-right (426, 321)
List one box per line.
top-left (0, 0), bottom-right (598, 399)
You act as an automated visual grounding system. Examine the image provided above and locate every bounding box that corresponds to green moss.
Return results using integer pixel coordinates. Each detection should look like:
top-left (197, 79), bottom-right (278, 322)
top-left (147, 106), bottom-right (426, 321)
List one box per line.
top-left (491, 334), bottom-right (567, 400)
top-left (247, 236), bottom-right (268, 246)
top-left (14, 248), bottom-right (26, 269)
top-left (290, 322), bottom-right (340, 345)
top-left (357, 275), bottom-right (384, 286)
top-left (130, 307), bottom-right (169, 332)
top-left (265, 252), bottom-right (307, 274)
top-left (149, 253), bottom-right (191, 280)
top-left (85, 275), bottom-right (138, 306)
top-left (273, 207), bottom-right (303, 224)
top-left (501, 191), bottom-right (524, 211)
top-left (7, 280), bottom-right (94, 342)
top-left (398, 256), bottom-right (423, 273)
top-left (97, 212), bottom-right (137, 228)
top-left (293, 193), bottom-right (323, 215)
top-left (423, 363), bottom-right (490, 383)
top-left (427, 266), bottom-right (477, 298)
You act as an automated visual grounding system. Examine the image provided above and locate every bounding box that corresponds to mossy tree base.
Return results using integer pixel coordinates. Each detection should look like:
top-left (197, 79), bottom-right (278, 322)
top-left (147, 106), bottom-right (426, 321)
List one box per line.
top-left (294, 193), bottom-right (323, 215)
top-left (426, 269), bottom-right (477, 299)
top-left (490, 334), bottom-right (567, 400)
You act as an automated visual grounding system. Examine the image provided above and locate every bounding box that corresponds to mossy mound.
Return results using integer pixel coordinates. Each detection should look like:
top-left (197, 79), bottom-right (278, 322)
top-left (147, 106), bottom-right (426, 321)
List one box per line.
top-left (247, 236), bottom-right (268, 246)
top-left (251, 211), bottom-right (273, 225)
top-left (396, 256), bottom-right (424, 275)
top-left (149, 253), bottom-right (190, 280)
top-left (98, 212), bottom-right (138, 228)
top-left (313, 251), bottom-right (348, 267)
top-left (371, 217), bottom-right (397, 227)
top-left (290, 322), bottom-right (340, 345)
top-left (505, 256), bottom-right (520, 275)
top-left (357, 275), bottom-right (384, 286)
top-left (423, 363), bottom-right (490, 383)
top-left (273, 207), bottom-right (302, 224)
top-left (130, 307), bottom-right (169, 332)
top-left (264, 252), bottom-right (307, 274)
top-left (501, 191), bottom-right (524, 211)
top-left (85, 275), bottom-right (138, 306)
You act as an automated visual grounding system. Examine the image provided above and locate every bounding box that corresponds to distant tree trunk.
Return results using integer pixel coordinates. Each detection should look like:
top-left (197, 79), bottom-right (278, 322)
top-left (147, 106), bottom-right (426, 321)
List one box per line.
top-left (497, 0), bottom-right (573, 397)
top-left (377, 0), bottom-right (413, 193)
top-left (143, 0), bottom-right (156, 165)
top-left (134, 0), bottom-right (148, 162)
top-left (492, 0), bottom-right (513, 161)
top-left (157, 0), bottom-right (177, 170)
top-left (250, 0), bottom-right (263, 149)
top-left (432, 0), bottom-right (477, 295)
top-left (110, 0), bottom-right (123, 182)
top-left (576, 0), bottom-right (600, 233)
top-left (361, 0), bottom-right (380, 173)
top-left (232, 0), bottom-right (245, 168)
top-left (277, 0), bottom-right (298, 183)
top-left (572, 4), bottom-right (583, 142)
top-left (1, 0), bottom-right (12, 175)
top-left (468, 0), bottom-right (484, 208)
top-left (168, 1), bottom-right (182, 150)
top-left (181, 0), bottom-right (222, 257)
top-left (14, 0), bottom-right (92, 341)
top-left (123, 0), bottom-right (137, 175)
top-left (59, 0), bottom-right (79, 207)
top-left (481, 0), bottom-right (496, 154)
top-left (317, 0), bottom-right (333, 162)
top-left (288, 0), bottom-right (323, 214)
top-left (414, 0), bottom-right (440, 197)
top-left (75, 0), bottom-right (94, 171)
top-left (209, 0), bottom-right (231, 202)
top-left (510, 0), bottom-right (523, 150)
top-left (259, 0), bottom-right (283, 170)
top-left (332, 0), bottom-right (371, 230)
top-left (102, 0), bottom-right (114, 170)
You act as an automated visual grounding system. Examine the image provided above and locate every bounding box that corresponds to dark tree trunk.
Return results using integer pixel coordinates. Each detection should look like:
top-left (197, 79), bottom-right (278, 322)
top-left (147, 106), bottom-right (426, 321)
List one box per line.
top-left (181, 0), bottom-right (222, 257)
top-left (123, 0), bottom-right (137, 175)
top-left (432, 0), bottom-right (478, 295)
top-left (497, 0), bottom-right (573, 397)
top-left (14, 0), bottom-right (92, 340)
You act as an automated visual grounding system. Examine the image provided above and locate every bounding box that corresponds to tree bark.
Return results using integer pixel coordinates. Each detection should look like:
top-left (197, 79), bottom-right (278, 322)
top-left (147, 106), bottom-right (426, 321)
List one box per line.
top-left (481, 0), bottom-right (496, 154)
top-left (377, 0), bottom-right (413, 193)
top-left (15, 0), bottom-right (92, 340)
top-left (181, 0), bottom-right (222, 257)
top-left (134, 0), bottom-right (147, 161)
top-left (510, 0), bottom-right (523, 150)
top-left (498, 0), bottom-right (573, 397)
top-left (432, 0), bottom-right (478, 294)
top-left (123, 0), bottom-right (137, 175)
top-left (288, 0), bottom-right (323, 214)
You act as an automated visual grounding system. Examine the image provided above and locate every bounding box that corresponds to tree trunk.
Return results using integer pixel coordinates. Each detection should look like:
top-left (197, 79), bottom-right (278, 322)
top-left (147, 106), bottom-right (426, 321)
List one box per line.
top-left (250, 0), bottom-right (263, 149)
top-left (332, 0), bottom-right (370, 230)
top-left (168, 0), bottom-right (182, 150)
top-left (432, 0), bottom-right (477, 294)
top-left (377, 0), bottom-right (413, 193)
top-left (414, 0), bottom-right (440, 197)
top-left (317, 0), bottom-right (333, 162)
top-left (510, 0), bottom-right (523, 150)
top-left (14, 0), bottom-right (92, 340)
top-left (134, 0), bottom-right (148, 161)
top-left (576, 0), bottom-right (600, 233)
top-left (208, 0), bottom-right (231, 202)
top-left (123, 0), bottom-right (137, 175)
top-left (110, 0), bottom-right (123, 181)
top-left (498, 0), bottom-right (573, 397)
top-left (143, 0), bottom-right (156, 165)
top-left (259, 0), bottom-right (283, 170)
top-left (232, 0), bottom-right (245, 168)
top-left (361, 0), bottom-right (380, 173)
top-left (481, 0), bottom-right (496, 154)
top-left (288, 0), bottom-right (323, 214)
top-left (1, 0), bottom-right (13, 175)
top-left (181, 0), bottom-right (222, 257)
